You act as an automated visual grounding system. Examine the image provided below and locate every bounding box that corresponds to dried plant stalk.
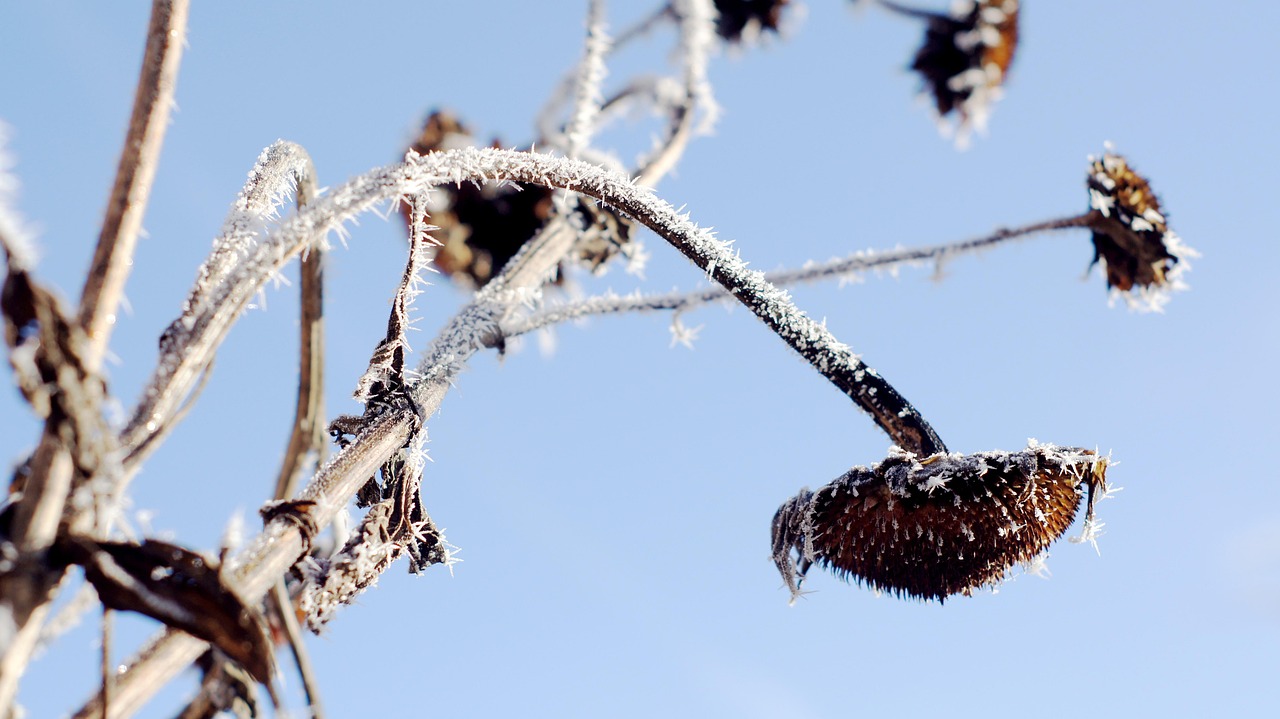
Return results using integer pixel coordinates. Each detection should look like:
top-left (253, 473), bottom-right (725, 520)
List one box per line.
top-left (79, 0), bottom-right (190, 370)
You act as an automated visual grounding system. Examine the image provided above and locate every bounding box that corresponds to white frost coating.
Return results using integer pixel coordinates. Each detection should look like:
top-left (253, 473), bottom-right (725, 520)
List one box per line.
top-left (499, 217), bottom-right (1073, 338)
top-left (0, 123), bottom-right (37, 269)
top-left (564, 0), bottom-right (611, 161)
top-left (123, 145), bottom-right (870, 467)
top-left (185, 141), bottom-right (317, 319)
top-left (673, 0), bottom-right (719, 134)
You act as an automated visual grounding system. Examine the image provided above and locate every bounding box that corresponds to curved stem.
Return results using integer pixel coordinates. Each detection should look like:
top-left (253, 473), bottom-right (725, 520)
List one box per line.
top-left (500, 212), bottom-right (1099, 336)
top-left (78, 0), bottom-right (190, 371)
top-left (274, 163), bottom-right (325, 502)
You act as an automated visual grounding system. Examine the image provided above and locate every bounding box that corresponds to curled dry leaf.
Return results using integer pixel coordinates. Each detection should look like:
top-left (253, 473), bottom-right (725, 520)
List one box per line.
top-left (900, 0), bottom-right (1019, 142)
top-left (1086, 147), bottom-right (1195, 310)
top-left (713, 0), bottom-right (790, 43)
top-left (56, 537), bottom-right (275, 684)
top-left (771, 442), bottom-right (1107, 602)
top-left (403, 110), bottom-right (634, 287)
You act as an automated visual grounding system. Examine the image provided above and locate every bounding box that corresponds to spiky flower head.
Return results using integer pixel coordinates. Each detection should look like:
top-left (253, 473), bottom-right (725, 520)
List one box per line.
top-left (771, 442), bottom-right (1107, 602)
top-left (1086, 147), bottom-right (1196, 311)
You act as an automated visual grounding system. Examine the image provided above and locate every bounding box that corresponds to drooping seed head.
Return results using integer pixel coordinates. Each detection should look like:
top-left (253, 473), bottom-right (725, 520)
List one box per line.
top-left (771, 441), bottom-right (1108, 602)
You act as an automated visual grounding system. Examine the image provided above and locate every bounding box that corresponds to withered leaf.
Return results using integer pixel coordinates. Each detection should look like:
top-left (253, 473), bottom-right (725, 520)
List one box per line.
top-left (58, 537), bottom-right (275, 684)
top-left (772, 444), bottom-right (1107, 602)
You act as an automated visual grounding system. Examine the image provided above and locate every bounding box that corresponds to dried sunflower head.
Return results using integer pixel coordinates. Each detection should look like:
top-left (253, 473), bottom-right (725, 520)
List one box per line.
top-left (403, 110), bottom-right (635, 288)
top-left (713, 0), bottom-right (790, 43)
top-left (1087, 147), bottom-right (1196, 311)
top-left (771, 442), bottom-right (1108, 602)
top-left (906, 0), bottom-right (1019, 145)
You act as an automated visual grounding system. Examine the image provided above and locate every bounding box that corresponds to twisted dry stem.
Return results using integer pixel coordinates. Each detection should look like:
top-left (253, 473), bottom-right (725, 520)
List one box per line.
top-left (73, 408), bottom-right (418, 719)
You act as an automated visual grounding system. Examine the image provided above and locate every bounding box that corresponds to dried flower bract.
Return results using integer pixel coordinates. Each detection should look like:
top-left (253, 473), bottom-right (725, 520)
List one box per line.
top-left (901, 0), bottom-right (1019, 144)
top-left (1086, 147), bottom-right (1195, 311)
top-left (771, 442), bottom-right (1107, 602)
top-left (713, 0), bottom-right (790, 43)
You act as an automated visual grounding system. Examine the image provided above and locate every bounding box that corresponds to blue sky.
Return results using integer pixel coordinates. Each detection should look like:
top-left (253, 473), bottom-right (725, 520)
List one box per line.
top-left (3, 2), bottom-right (1278, 716)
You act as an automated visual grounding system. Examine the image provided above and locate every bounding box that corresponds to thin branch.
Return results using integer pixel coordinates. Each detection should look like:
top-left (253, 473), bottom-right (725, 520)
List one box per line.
top-left (564, 0), bottom-right (611, 161)
top-left (100, 609), bottom-right (113, 719)
top-left (273, 157), bottom-right (325, 502)
top-left (78, 0), bottom-right (190, 372)
top-left (500, 212), bottom-right (1099, 337)
top-left (534, 2), bottom-right (676, 148)
top-left (270, 581), bottom-right (325, 719)
top-left (634, 0), bottom-right (717, 186)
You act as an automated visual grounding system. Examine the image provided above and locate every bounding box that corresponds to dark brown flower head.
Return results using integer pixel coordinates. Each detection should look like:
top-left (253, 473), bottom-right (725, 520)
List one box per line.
top-left (713, 0), bottom-right (790, 43)
top-left (771, 442), bottom-right (1108, 602)
top-left (403, 110), bottom-right (635, 288)
top-left (903, 0), bottom-right (1019, 144)
top-left (1087, 147), bottom-right (1195, 311)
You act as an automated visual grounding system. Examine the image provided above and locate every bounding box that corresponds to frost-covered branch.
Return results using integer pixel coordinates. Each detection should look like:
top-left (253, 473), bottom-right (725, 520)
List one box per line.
top-left (500, 212), bottom-right (1100, 337)
top-left (121, 142), bottom-right (318, 474)
top-left (564, 0), bottom-right (611, 161)
top-left (635, 0), bottom-right (718, 186)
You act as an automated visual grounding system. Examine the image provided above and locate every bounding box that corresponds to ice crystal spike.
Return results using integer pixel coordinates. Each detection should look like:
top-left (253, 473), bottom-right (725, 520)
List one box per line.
top-left (771, 443), bottom-right (1108, 602)
top-left (895, 0), bottom-right (1019, 144)
top-left (1086, 148), bottom-right (1195, 311)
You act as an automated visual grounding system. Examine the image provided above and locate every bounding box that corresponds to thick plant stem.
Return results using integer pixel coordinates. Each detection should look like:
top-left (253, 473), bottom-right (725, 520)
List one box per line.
top-left (0, 5), bottom-right (188, 709)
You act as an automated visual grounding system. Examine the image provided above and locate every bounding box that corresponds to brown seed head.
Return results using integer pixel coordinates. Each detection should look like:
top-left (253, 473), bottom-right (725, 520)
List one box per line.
top-left (1086, 148), bottom-right (1195, 310)
top-left (772, 442), bottom-right (1107, 602)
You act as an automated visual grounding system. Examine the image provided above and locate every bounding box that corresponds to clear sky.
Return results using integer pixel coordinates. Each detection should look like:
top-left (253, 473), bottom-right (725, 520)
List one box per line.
top-left (3, 2), bottom-right (1278, 717)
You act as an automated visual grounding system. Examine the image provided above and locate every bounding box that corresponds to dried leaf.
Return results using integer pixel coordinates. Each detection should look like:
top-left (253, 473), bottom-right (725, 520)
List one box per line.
top-left (771, 443), bottom-right (1107, 602)
top-left (57, 537), bottom-right (275, 683)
